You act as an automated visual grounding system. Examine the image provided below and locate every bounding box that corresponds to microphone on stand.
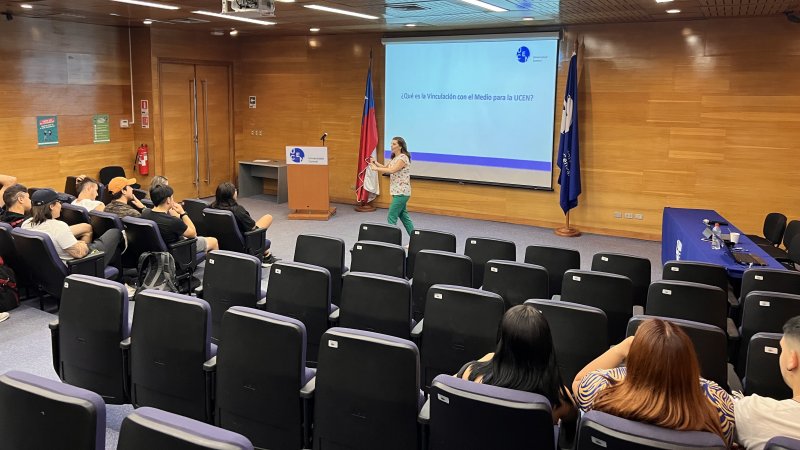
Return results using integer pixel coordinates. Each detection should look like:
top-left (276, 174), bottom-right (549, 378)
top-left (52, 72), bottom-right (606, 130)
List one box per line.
top-left (320, 132), bottom-right (328, 145)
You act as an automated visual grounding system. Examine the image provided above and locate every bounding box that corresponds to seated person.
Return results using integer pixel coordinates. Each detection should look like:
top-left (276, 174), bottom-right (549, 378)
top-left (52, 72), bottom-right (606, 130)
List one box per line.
top-left (573, 318), bottom-right (734, 446)
top-left (71, 176), bottom-right (105, 211)
top-left (457, 304), bottom-right (577, 424)
top-left (734, 315), bottom-right (800, 449)
top-left (141, 184), bottom-right (218, 253)
top-left (0, 174), bottom-right (18, 208)
top-left (104, 176), bottom-right (147, 218)
top-left (210, 181), bottom-right (277, 264)
top-left (149, 175), bottom-right (168, 190)
top-left (21, 189), bottom-right (121, 269)
top-left (0, 184), bottom-right (30, 228)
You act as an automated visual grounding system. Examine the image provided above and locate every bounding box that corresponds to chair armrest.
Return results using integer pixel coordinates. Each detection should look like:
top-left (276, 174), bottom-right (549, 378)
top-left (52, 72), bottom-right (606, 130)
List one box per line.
top-left (551, 294), bottom-right (561, 301)
top-left (632, 305), bottom-right (645, 316)
top-left (411, 319), bottom-right (424, 339)
top-left (203, 356), bottom-right (217, 372)
top-left (300, 376), bottom-right (316, 399)
top-left (726, 290), bottom-right (739, 309)
top-left (194, 285), bottom-right (203, 299)
top-left (417, 397), bottom-right (431, 425)
top-left (66, 251), bottom-right (105, 277)
top-left (168, 238), bottom-right (198, 271)
top-left (204, 356), bottom-right (217, 423)
top-left (256, 297), bottom-right (266, 310)
top-left (727, 363), bottom-right (743, 393)
top-left (49, 320), bottom-right (60, 377)
top-left (120, 338), bottom-right (131, 402)
top-left (329, 308), bottom-right (340, 323)
top-left (726, 318), bottom-right (740, 340)
top-left (243, 227), bottom-right (268, 256)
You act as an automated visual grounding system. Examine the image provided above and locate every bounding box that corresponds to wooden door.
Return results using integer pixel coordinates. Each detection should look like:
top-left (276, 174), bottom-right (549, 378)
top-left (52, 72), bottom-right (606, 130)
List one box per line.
top-left (159, 62), bottom-right (198, 200)
top-left (196, 64), bottom-right (232, 198)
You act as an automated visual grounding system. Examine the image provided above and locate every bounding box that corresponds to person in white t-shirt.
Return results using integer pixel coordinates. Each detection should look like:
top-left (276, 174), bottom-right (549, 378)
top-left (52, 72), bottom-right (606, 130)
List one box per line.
top-left (71, 176), bottom-right (105, 211)
top-left (734, 315), bottom-right (800, 449)
top-left (22, 189), bottom-right (120, 268)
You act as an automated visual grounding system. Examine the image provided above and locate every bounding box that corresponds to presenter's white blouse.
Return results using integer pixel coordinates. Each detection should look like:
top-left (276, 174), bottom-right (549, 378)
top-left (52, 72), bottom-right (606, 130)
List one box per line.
top-left (389, 154), bottom-right (411, 196)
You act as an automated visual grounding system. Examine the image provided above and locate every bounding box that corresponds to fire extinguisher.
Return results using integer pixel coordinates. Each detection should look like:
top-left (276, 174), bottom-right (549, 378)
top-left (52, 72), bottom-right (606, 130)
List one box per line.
top-left (135, 144), bottom-right (150, 175)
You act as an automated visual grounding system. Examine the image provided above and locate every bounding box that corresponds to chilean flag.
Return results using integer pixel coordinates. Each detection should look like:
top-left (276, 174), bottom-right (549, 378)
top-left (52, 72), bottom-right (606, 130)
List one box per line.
top-left (356, 56), bottom-right (379, 203)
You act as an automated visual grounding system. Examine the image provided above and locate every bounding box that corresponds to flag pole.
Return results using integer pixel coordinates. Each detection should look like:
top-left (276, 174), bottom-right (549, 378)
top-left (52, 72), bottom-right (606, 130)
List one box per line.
top-left (356, 48), bottom-right (377, 212)
top-left (554, 38), bottom-right (581, 237)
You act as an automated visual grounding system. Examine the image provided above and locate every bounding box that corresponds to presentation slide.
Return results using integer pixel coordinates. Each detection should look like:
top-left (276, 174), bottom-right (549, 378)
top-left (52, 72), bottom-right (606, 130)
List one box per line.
top-left (384, 33), bottom-right (559, 189)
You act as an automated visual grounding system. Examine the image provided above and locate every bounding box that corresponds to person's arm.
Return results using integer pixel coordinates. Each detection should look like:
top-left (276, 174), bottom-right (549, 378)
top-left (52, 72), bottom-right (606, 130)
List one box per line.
top-left (171, 203), bottom-right (196, 238)
top-left (572, 336), bottom-right (634, 395)
top-left (70, 223), bottom-right (93, 241)
top-left (131, 197), bottom-right (145, 210)
top-left (64, 241), bottom-right (89, 259)
top-left (370, 158), bottom-right (406, 175)
top-left (94, 202), bottom-right (105, 212)
top-left (0, 174), bottom-right (17, 207)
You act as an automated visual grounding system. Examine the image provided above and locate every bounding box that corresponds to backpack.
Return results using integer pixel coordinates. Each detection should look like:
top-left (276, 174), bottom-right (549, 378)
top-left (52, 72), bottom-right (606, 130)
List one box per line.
top-left (0, 256), bottom-right (19, 312)
top-left (134, 252), bottom-right (180, 298)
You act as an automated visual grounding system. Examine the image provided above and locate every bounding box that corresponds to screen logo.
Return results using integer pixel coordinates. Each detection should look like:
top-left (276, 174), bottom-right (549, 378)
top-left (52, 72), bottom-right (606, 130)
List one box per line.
top-left (516, 46), bottom-right (530, 63)
top-left (289, 147), bottom-right (305, 163)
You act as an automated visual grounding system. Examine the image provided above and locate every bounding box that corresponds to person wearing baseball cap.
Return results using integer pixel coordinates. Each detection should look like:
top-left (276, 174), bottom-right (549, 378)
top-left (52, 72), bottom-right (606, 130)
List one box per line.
top-left (22, 188), bottom-right (121, 269)
top-left (105, 176), bottom-right (147, 218)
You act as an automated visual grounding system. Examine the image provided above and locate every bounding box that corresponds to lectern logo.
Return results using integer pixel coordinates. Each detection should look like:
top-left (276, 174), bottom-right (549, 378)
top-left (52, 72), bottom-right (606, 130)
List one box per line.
top-left (289, 147), bottom-right (305, 163)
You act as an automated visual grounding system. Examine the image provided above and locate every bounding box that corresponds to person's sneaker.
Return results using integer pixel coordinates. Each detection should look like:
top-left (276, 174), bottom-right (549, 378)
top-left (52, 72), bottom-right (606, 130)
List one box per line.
top-left (262, 254), bottom-right (280, 267)
top-left (0, 312), bottom-right (9, 323)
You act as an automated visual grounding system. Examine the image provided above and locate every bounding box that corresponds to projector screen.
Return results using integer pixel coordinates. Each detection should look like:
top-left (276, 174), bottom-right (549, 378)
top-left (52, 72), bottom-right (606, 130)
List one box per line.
top-left (383, 33), bottom-right (559, 189)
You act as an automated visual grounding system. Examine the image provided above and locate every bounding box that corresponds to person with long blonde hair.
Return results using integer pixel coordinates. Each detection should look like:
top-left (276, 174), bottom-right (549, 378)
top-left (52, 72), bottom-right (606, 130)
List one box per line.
top-left (572, 318), bottom-right (734, 446)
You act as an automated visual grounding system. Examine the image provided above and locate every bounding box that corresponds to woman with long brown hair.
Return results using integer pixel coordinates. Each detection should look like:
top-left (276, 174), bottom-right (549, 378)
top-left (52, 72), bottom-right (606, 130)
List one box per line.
top-left (572, 318), bottom-right (734, 446)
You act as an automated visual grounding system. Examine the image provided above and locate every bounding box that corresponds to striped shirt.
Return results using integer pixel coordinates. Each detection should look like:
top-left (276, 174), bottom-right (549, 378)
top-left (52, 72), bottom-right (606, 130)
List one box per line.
top-left (576, 367), bottom-right (735, 446)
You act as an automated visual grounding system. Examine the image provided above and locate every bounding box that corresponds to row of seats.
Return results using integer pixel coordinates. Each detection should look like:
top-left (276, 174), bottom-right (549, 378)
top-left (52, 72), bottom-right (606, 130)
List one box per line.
top-left (747, 212), bottom-right (800, 267)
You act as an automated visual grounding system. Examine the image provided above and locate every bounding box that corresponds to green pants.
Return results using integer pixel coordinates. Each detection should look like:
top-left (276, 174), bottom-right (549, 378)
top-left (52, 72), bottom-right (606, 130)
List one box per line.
top-left (388, 195), bottom-right (414, 235)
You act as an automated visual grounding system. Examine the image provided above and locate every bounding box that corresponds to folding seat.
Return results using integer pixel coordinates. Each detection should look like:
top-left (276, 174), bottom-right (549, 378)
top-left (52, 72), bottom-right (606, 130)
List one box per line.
top-left (414, 284), bottom-right (504, 387)
top-left (206, 307), bottom-right (315, 450)
top-left (627, 316), bottom-right (732, 392)
top-left (743, 332), bottom-right (792, 400)
top-left (294, 234), bottom-right (346, 304)
top-left (99, 165), bottom-right (140, 189)
top-left (336, 272), bottom-right (414, 340)
top-left (313, 327), bottom-right (422, 450)
top-left (183, 198), bottom-right (211, 237)
top-left (122, 217), bottom-right (201, 292)
top-left (739, 268), bottom-right (800, 307)
top-left (203, 208), bottom-right (268, 257)
top-left (576, 410), bottom-right (727, 449)
top-left (737, 291), bottom-right (800, 374)
top-left (49, 274), bottom-right (130, 404)
top-left (0, 370), bottom-right (106, 450)
top-left (766, 437), bottom-right (800, 450)
top-left (201, 250), bottom-right (263, 342)
top-left (88, 210), bottom-right (124, 238)
top-left (760, 220), bottom-right (800, 261)
top-left (410, 249), bottom-right (472, 321)
top-left (662, 260), bottom-right (737, 308)
top-left (747, 212), bottom-right (787, 248)
top-left (527, 299), bottom-right (608, 386)
top-left (560, 269), bottom-right (633, 344)
top-left (406, 228), bottom-right (457, 280)
top-left (0, 222), bottom-right (34, 295)
top-left (422, 374), bottom-right (556, 450)
top-left (12, 228), bottom-right (117, 309)
top-left (60, 203), bottom-right (91, 225)
top-left (350, 240), bottom-right (406, 278)
top-left (646, 280), bottom-right (736, 340)
top-left (591, 252), bottom-right (651, 307)
top-left (483, 260), bottom-right (548, 309)
top-left (121, 290), bottom-right (216, 422)
top-left (463, 236), bottom-right (516, 288)
top-left (117, 407), bottom-right (253, 450)
top-left (64, 175), bottom-right (80, 197)
top-left (264, 261), bottom-right (333, 363)
top-left (357, 221), bottom-right (402, 245)
top-left (524, 245), bottom-right (580, 297)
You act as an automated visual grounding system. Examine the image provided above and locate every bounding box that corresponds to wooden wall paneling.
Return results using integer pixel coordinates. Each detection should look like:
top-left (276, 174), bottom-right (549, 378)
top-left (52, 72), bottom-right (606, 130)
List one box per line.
top-left (131, 27), bottom-right (155, 187)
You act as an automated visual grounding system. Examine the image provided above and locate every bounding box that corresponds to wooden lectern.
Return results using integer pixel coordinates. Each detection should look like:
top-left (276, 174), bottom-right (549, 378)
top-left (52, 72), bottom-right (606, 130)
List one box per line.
top-left (286, 146), bottom-right (336, 220)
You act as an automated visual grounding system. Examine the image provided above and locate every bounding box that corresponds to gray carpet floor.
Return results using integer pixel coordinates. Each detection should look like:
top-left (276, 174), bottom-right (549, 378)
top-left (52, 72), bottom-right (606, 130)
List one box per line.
top-left (0, 196), bottom-right (662, 449)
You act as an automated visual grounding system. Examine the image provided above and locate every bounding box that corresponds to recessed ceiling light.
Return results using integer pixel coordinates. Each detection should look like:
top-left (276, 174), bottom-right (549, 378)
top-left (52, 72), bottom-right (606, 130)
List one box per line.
top-left (309, 27), bottom-right (320, 32)
top-left (522, 17), bottom-right (534, 21)
top-left (211, 30), bottom-right (224, 35)
top-left (655, 0), bottom-right (673, 2)
top-left (192, 10), bottom-right (276, 25)
top-left (229, 29), bottom-right (238, 36)
top-left (459, 0), bottom-right (507, 13)
top-left (304, 4), bottom-right (379, 20)
top-left (20, 4), bottom-right (33, 9)
top-left (666, 8), bottom-right (681, 13)
top-left (110, 13), bottom-right (120, 16)
top-left (143, 19), bottom-right (153, 24)
top-left (111, 0), bottom-right (180, 10)
top-left (276, 0), bottom-right (295, 2)
top-left (404, 23), bottom-right (416, 27)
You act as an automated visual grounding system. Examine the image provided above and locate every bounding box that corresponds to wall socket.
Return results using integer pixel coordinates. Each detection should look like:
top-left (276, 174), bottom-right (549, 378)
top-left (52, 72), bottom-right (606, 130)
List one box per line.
top-left (634, 213), bottom-right (644, 220)
top-left (624, 212), bottom-right (634, 219)
top-left (250, 129), bottom-right (263, 136)
top-left (614, 211), bottom-right (622, 219)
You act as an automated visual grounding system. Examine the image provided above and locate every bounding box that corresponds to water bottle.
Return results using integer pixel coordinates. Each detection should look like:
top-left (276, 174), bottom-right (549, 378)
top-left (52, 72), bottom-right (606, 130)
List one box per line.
top-left (711, 222), bottom-right (722, 250)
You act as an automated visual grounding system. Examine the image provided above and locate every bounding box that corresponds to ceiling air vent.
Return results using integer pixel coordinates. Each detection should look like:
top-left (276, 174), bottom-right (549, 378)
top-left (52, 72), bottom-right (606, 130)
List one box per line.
top-left (386, 3), bottom-right (428, 11)
top-left (169, 17), bottom-right (211, 24)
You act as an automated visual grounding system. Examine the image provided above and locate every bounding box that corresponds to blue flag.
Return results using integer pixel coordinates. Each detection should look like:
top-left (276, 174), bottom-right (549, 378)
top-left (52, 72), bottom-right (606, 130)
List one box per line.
top-left (557, 52), bottom-right (581, 214)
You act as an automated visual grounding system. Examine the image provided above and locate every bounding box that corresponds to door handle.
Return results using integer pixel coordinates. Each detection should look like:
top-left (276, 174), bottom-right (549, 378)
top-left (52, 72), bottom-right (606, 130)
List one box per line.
top-left (191, 78), bottom-right (199, 186)
top-left (202, 79), bottom-right (210, 184)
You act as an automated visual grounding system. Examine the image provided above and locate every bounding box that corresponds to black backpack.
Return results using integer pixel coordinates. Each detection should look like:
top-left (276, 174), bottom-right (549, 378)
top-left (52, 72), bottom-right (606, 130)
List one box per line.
top-left (134, 252), bottom-right (180, 298)
top-left (0, 256), bottom-right (19, 312)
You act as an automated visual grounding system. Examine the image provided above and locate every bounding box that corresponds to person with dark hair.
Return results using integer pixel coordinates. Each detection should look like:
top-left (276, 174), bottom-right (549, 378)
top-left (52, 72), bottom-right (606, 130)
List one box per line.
top-left (0, 174), bottom-right (17, 208)
top-left (104, 176), bottom-right (146, 218)
top-left (149, 175), bottom-right (168, 191)
top-left (0, 184), bottom-right (31, 227)
top-left (369, 136), bottom-right (414, 236)
top-left (72, 176), bottom-right (104, 211)
top-left (210, 181), bottom-right (277, 265)
top-left (573, 318), bottom-right (734, 446)
top-left (734, 315), bottom-right (800, 449)
top-left (21, 189), bottom-right (121, 268)
top-left (457, 304), bottom-right (577, 424)
top-left (141, 184), bottom-right (218, 253)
